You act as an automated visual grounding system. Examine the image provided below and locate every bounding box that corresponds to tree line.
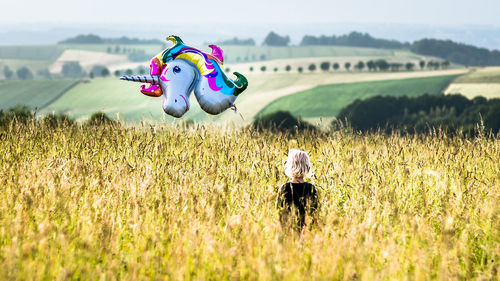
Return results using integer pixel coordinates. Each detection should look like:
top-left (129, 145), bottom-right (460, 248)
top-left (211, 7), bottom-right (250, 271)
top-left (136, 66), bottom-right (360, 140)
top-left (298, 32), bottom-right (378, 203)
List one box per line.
top-left (336, 94), bottom-right (500, 134)
top-left (300, 31), bottom-right (410, 49)
top-left (58, 34), bottom-right (163, 45)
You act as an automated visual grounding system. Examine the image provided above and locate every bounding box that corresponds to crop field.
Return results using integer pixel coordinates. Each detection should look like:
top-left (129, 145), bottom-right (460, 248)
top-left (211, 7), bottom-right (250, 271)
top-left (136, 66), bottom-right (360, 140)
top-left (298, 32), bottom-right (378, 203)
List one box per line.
top-left (259, 75), bottom-right (461, 118)
top-left (0, 122), bottom-right (498, 280)
top-left (0, 79), bottom-right (79, 110)
top-left (445, 67), bottom-right (500, 99)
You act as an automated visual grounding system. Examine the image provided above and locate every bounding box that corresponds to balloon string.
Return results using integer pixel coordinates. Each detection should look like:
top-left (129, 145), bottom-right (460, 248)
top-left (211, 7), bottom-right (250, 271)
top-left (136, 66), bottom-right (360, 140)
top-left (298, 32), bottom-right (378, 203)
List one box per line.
top-left (231, 104), bottom-right (245, 121)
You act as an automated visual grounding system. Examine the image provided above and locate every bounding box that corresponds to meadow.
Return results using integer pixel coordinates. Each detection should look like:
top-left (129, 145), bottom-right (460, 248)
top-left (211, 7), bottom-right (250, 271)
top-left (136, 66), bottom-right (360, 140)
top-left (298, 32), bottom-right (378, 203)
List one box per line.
top-left (259, 75), bottom-right (460, 118)
top-left (0, 121), bottom-right (498, 280)
top-left (0, 79), bottom-right (78, 110)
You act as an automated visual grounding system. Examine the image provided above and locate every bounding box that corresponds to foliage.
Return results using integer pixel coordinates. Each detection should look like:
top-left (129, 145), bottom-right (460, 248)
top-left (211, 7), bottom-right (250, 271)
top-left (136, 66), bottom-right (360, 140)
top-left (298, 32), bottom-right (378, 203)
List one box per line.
top-left (262, 31), bottom-right (290, 46)
top-left (411, 39), bottom-right (500, 66)
top-left (85, 112), bottom-right (117, 127)
top-left (320, 62), bottom-right (330, 71)
top-left (41, 112), bottom-right (75, 127)
top-left (216, 37), bottom-right (256, 46)
top-left (61, 61), bottom-right (85, 78)
top-left (16, 67), bottom-right (34, 80)
top-left (3, 66), bottom-right (14, 79)
top-left (260, 75), bottom-right (460, 118)
top-left (252, 111), bottom-right (317, 133)
top-left (308, 64), bottom-right (316, 72)
top-left (0, 123), bottom-right (498, 280)
top-left (332, 63), bottom-right (340, 70)
top-left (0, 105), bottom-right (34, 126)
top-left (298, 67), bottom-right (303, 73)
top-left (58, 34), bottom-right (163, 45)
top-left (344, 62), bottom-right (351, 71)
top-left (285, 65), bottom-right (291, 72)
top-left (301, 31), bottom-right (410, 49)
top-left (260, 66), bottom-right (267, 72)
top-left (336, 94), bottom-right (500, 134)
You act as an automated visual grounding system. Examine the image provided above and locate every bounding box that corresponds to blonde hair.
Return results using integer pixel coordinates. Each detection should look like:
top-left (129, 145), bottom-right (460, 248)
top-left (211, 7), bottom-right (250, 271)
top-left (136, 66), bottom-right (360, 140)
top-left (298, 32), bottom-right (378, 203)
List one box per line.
top-left (284, 149), bottom-right (312, 178)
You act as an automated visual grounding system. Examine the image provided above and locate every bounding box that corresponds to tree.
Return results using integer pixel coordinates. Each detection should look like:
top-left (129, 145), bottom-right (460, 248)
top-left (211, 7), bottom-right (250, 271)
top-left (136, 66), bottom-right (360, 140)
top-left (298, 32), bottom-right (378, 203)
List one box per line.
top-left (62, 61), bottom-right (85, 78)
top-left (260, 66), bottom-right (267, 72)
top-left (262, 31), bottom-right (290, 46)
top-left (344, 62), bottom-right (351, 71)
top-left (333, 63), bottom-right (340, 71)
top-left (225, 67), bottom-right (231, 72)
top-left (114, 45), bottom-right (120, 53)
top-left (367, 60), bottom-right (376, 71)
top-left (298, 67), bottom-right (303, 73)
top-left (405, 62), bottom-right (415, 71)
top-left (106, 47), bottom-right (112, 53)
top-left (355, 61), bottom-right (365, 71)
top-left (260, 54), bottom-right (267, 61)
top-left (16, 67), bottom-right (34, 80)
top-left (137, 66), bottom-right (146, 75)
top-left (419, 60), bottom-right (426, 70)
top-left (285, 65), bottom-right (292, 72)
top-left (441, 60), bottom-right (450, 69)
top-left (320, 62), bottom-right (331, 71)
top-left (101, 67), bottom-right (110, 77)
top-left (37, 68), bottom-right (52, 79)
top-left (374, 59), bottom-right (389, 71)
top-left (390, 63), bottom-right (403, 72)
top-left (3, 66), bottom-right (14, 80)
top-left (308, 63), bottom-right (316, 72)
top-left (273, 67), bottom-right (278, 72)
top-left (89, 72), bottom-right (94, 79)
top-left (249, 66), bottom-right (254, 72)
top-left (114, 70), bottom-right (121, 77)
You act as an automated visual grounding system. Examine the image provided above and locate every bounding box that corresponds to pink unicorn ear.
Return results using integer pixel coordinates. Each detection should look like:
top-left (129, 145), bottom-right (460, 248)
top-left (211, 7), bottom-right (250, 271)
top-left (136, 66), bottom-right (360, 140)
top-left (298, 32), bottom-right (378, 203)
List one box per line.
top-left (208, 45), bottom-right (224, 64)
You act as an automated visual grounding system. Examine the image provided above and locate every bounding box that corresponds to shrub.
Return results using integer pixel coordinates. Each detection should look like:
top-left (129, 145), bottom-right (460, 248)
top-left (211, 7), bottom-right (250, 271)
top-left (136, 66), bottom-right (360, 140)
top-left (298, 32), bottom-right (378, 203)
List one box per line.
top-left (308, 64), bottom-right (316, 72)
top-left (298, 67), bottom-right (303, 73)
top-left (85, 112), bottom-right (117, 127)
top-left (41, 113), bottom-right (75, 128)
top-left (0, 105), bottom-right (34, 127)
top-left (252, 111), bottom-right (316, 133)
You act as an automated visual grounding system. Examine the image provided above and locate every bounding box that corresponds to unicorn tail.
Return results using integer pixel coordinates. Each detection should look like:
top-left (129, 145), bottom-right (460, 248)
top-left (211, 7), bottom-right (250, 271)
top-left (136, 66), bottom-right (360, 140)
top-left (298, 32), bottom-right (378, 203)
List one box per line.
top-left (232, 72), bottom-right (248, 96)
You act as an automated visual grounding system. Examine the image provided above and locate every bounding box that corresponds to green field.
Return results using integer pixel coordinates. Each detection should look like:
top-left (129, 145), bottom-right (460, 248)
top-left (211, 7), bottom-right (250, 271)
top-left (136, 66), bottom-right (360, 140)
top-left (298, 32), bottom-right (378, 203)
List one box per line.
top-left (259, 75), bottom-right (460, 118)
top-left (39, 78), bottom-right (211, 123)
top-left (0, 45), bottom-right (65, 60)
top-left (0, 79), bottom-right (79, 110)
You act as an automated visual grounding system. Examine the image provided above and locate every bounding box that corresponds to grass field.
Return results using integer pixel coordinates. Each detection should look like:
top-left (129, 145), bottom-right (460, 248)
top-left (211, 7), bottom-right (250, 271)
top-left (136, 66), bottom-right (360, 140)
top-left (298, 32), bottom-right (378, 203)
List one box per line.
top-left (444, 67), bottom-right (500, 99)
top-left (0, 79), bottom-right (79, 110)
top-left (0, 45), bottom-right (65, 60)
top-left (0, 122), bottom-right (498, 280)
top-left (259, 75), bottom-right (461, 118)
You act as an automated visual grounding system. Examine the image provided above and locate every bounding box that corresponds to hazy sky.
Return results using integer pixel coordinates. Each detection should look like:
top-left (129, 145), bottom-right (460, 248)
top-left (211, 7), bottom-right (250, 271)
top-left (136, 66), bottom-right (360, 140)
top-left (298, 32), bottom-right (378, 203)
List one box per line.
top-left (1, 0), bottom-right (499, 26)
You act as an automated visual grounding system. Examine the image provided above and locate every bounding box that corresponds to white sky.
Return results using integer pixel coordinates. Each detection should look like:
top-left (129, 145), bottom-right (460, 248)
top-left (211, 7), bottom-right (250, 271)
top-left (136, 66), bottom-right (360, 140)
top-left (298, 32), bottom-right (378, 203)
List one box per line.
top-left (1, 0), bottom-right (499, 26)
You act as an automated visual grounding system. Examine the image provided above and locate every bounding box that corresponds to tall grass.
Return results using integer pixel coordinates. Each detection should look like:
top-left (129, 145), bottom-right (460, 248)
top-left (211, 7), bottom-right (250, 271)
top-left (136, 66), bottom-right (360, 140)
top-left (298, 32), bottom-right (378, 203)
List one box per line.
top-left (0, 121), bottom-right (498, 280)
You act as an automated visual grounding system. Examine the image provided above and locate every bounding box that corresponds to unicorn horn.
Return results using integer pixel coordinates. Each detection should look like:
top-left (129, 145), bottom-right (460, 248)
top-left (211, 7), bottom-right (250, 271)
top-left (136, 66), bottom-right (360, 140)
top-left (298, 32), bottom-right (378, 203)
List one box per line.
top-left (120, 75), bottom-right (160, 85)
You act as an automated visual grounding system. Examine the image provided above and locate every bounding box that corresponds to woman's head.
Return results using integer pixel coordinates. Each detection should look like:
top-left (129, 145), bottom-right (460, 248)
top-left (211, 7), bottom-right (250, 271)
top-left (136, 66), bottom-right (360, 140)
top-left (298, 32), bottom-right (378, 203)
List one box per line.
top-left (284, 149), bottom-right (312, 178)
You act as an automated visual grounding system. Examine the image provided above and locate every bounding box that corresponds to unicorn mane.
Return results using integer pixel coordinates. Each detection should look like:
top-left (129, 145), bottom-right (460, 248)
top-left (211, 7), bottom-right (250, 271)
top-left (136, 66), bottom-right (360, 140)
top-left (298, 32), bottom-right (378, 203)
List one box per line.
top-left (159, 35), bottom-right (245, 96)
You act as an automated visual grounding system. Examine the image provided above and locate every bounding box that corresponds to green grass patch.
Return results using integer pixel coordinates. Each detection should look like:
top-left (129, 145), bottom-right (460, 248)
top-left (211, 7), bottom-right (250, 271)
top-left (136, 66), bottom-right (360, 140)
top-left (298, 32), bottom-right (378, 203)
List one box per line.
top-left (259, 75), bottom-right (460, 118)
top-left (39, 78), bottom-right (208, 123)
top-left (0, 79), bottom-right (79, 110)
top-left (0, 45), bottom-right (65, 60)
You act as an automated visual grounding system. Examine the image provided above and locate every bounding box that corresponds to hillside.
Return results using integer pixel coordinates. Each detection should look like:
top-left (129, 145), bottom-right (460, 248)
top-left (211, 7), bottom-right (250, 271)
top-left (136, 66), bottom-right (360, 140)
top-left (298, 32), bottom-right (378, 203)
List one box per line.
top-left (259, 75), bottom-right (460, 118)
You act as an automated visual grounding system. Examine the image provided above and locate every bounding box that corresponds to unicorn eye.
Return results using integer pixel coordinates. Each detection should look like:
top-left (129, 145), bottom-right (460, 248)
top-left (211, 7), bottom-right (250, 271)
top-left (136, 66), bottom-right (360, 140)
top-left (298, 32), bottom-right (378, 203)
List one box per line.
top-left (173, 66), bottom-right (181, 73)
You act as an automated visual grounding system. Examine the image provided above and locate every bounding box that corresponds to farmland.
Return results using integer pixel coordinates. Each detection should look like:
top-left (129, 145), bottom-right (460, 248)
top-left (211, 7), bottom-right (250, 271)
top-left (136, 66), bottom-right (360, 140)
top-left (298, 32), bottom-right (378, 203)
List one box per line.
top-left (0, 122), bottom-right (498, 280)
top-left (258, 74), bottom-right (461, 118)
top-left (0, 79), bottom-right (78, 110)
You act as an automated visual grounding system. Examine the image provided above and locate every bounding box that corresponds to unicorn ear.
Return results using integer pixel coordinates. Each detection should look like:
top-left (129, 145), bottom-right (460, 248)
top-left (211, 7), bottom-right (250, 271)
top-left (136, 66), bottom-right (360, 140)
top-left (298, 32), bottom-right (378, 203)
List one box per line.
top-left (166, 35), bottom-right (184, 46)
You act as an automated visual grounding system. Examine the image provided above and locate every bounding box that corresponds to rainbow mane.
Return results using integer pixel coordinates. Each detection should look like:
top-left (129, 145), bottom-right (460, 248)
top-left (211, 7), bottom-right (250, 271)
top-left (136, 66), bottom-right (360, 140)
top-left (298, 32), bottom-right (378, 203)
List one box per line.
top-left (159, 35), bottom-right (241, 95)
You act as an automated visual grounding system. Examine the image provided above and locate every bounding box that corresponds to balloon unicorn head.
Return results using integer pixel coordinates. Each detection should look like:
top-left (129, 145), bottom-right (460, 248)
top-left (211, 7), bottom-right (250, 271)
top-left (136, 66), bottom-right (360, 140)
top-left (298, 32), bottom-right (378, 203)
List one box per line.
top-left (120, 35), bottom-right (248, 118)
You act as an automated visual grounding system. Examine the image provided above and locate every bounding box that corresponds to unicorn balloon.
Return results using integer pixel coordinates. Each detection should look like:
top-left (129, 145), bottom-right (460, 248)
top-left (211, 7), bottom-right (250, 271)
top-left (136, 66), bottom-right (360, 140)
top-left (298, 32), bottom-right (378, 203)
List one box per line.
top-left (121, 35), bottom-right (248, 118)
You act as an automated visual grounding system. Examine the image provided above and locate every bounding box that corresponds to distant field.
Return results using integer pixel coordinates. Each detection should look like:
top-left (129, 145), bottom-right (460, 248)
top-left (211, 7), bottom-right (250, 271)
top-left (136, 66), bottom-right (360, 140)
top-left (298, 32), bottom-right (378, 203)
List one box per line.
top-left (444, 67), bottom-right (500, 99)
top-left (0, 45), bottom-right (65, 60)
top-left (0, 59), bottom-right (53, 73)
top-left (39, 78), bottom-right (207, 123)
top-left (0, 79), bottom-right (78, 110)
top-left (259, 75), bottom-right (460, 118)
